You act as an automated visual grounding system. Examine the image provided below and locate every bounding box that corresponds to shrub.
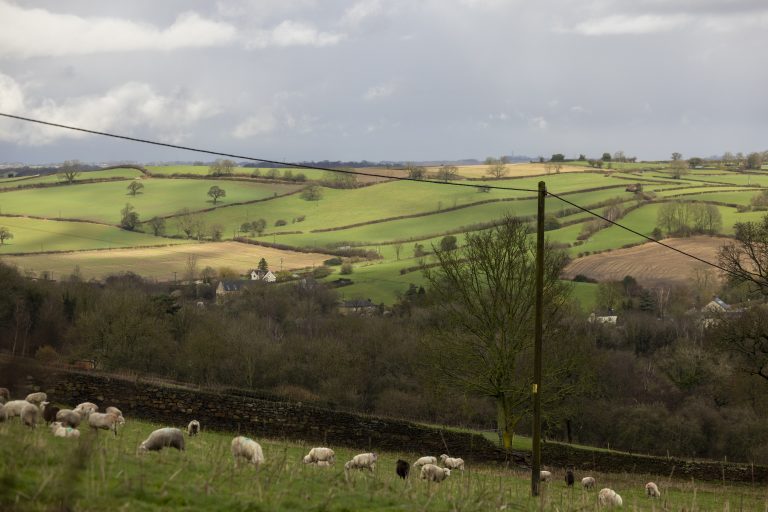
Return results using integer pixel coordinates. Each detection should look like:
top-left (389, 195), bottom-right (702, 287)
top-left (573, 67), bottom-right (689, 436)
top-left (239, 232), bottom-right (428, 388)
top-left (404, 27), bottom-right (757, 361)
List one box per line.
top-left (340, 262), bottom-right (353, 275)
top-left (312, 266), bottom-right (333, 279)
top-left (324, 257), bottom-right (343, 266)
top-left (275, 219), bottom-right (287, 227)
top-left (35, 345), bottom-right (59, 364)
top-left (572, 274), bottom-right (597, 283)
top-left (296, 215), bottom-right (306, 222)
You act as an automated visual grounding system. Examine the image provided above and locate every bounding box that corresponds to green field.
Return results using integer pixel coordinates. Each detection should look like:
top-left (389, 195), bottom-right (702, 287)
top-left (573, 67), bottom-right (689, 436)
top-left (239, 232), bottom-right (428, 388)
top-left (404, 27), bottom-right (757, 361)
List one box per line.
top-left (2, 417), bottom-right (763, 511)
top-left (0, 216), bottom-right (191, 254)
top-left (147, 165), bottom-right (329, 181)
top-left (0, 168), bottom-right (143, 187)
top-left (0, 179), bottom-right (301, 224)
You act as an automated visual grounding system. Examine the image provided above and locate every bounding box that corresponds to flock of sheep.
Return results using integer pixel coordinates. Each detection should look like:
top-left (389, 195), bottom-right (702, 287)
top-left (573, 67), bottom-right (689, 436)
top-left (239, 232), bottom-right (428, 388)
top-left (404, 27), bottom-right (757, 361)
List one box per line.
top-left (1, 387), bottom-right (663, 505)
top-left (540, 467), bottom-right (662, 507)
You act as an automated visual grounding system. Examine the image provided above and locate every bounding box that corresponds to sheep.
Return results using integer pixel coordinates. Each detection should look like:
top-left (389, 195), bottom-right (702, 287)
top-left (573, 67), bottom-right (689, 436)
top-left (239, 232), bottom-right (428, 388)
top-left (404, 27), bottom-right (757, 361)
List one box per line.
top-left (3, 400), bottom-right (32, 418)
top-left (42, 403), bottom-right (60, 424)
top-left (396, 459), bottom-right (410, 479)
top-left (302, 447), bottom-right (335, 465)
top-left (598, 488), bottom-right (623, 507)
top-left (50, 422), bottom-right (80, 438)
top-left (56, 409), bottom-right (81, 428)
top-left (87, 411), bottom-right (120, 436)
top-left (440, 454), bottom-right (465, 471)
top-left (315, 460), bottom-right (332, 468)
top-left (74, 402), bottom-right (98, 418)
top-left (344, 453), bottom-right (378, 472)
top-left (138, 428), bottom-right (186, 454)
top-left (25, 392), bottom-right (47, 406)
top-left (582, 476), bottom-right (596, 490)
top-left (231, 436), bottom-right (264, 467)
top-left (21, 402), bottom-right (39, 427)
top-left (105, 406), bottom-right (125, 425)
top-left (413, 456), bottom-right (437, 468)
top-left (645, 482), bottom-right (661, 498)
top-left (565, 466), bottom-right (575, 487)
top-left (0, 387), bottom-right (9, 403)
top-left (187, 420), bottom-right (200, 436)
top-left (420, 463), bottom-right (451, 483)
top-left (540, 470), bottom-right (552, 482)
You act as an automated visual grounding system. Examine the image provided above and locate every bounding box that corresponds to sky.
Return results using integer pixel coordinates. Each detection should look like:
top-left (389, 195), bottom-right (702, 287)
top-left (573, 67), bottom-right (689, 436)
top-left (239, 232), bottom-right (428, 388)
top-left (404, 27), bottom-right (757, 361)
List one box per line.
top-left (0, 0), bottom-right (765, 164)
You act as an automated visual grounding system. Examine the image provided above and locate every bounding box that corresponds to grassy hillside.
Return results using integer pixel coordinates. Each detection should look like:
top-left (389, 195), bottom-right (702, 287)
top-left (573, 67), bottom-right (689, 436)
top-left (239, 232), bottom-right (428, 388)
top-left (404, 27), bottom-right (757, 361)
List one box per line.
top-left (0, 168), bottom-right (143, 187)
top-left (1, 418), bottom-right (763, 511)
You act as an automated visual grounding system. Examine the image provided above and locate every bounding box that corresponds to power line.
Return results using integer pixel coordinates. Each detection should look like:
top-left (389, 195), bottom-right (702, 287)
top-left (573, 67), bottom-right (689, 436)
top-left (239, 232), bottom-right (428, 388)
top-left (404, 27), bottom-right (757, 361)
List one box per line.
top-left (546, 190), bottom-right (753, 282)
top-left (0, 113), bottom-right (539, 194)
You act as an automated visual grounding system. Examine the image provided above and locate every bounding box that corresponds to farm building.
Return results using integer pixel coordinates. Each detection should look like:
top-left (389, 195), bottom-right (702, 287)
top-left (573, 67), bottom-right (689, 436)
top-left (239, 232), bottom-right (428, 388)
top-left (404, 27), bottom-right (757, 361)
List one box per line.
top-left (249, 269), bottom-right (276, 283)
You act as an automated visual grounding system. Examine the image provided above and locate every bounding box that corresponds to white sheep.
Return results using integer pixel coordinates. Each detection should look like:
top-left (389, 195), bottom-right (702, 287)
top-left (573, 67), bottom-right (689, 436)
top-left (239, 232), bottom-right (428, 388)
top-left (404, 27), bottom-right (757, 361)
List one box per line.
top-left (302, 447), bottom-right (335, 465)
top-left (50, 422), bottom-right (81, 438)
top-left (582, 476), bottom-right (596, 489)
top-left (138, 428), bottom-right (186, 454)
top-left (540, 470), bottom-right (552, 482)
top-left (56, 409), bottom-right (81, 428)
top-left (598, 488), bottom-right (623, 507)
top-left (645, 482), bottom-right (660, 498)
top-left (3, 400), bottom-right (32, 418)
top-left (74, 402), bottom-right (98, 418)
top-left (315, 460), bottom-right (332, 467)
top-left (25, 392), bottom-right (47, 406)
top-left (187, 420), bottom-right (200, 436)
top-left (21, 402), bottom-right (39, 427)
top-left (413, 456), bottom-right (437, 468)
top-left (344, 452), bottom-right (378, 472)
top-left (440, 454), bottom-right (465, 470)
top-left (231, 436), bottom-right (264, 467)
top-left (420, 463), bottom-right (451, 482)
top-left (105, 406), bottom-right (125, 425)
top-left (87, 411), bottom-right (120, 436)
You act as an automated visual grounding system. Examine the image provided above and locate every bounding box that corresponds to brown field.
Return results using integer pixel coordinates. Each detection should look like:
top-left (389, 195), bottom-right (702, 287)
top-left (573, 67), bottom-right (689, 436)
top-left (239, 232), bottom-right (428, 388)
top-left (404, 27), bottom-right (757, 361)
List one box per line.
top-left (563, 236), bottom-right (727, 287)
top-left (423, 163), bottom-right (589, 179)
top-left (1, 241), bottom-right (330, 282)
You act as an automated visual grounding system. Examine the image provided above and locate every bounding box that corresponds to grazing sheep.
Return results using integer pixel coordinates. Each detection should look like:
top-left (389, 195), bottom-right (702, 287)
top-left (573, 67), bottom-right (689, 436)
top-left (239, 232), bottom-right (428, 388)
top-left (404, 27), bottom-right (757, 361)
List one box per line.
top-left (565, 467), bottom-right (575, 487)
top-left (582, 476), bottom-right (596, 490)
top-left (138, 428), bottom-right (186, 454)
top-left (187, 420), bottom-right (200, 436)
top-left (50, 422), bottom-right (80, 438)
top-left (396, 459), bottom-right (410, 479)
top-left (74, 402), bottom-right (98, 418)
top-left (440, 454), bottom-right (465, 471)
top-left (598, 488), bottom-right (623, 507)
top-left (3, 400), bottom-right (32, 418)
top-left (42, 403), bottom-right (60, 424)
top-left (231, 436), bottom-right (264, 467)
top-left (413, 456), bottom-right (437, 468)
top-left (25, 392), bottom-right (47, 406)
top-left (302, 447), bottom-right (335, 465)
top-left (315, 460), bottom-right (332, 467)
top-left (87, 411), bottom-right (120, 436)
top-left (344, 453), bottom-right (378, 472)
top-left (540, 470), bottom-right (552, 482)
top-left (420, 463), bottom-right (451, 482)
top-left (105, 407), bottom-right (125, 425)
top-left (645, 482), bottom-right (661, 498)
top-left (0, 387), bottom-right (9, 403)
top-left (56, 409), bottom-right (81, 428)
top-left (21, 402), bottom-right (39, 427)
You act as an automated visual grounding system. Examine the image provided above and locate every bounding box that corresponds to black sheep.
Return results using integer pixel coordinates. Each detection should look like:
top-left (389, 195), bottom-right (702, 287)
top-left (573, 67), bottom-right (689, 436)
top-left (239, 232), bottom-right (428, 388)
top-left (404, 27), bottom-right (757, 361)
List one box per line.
top-left (43, 405), bottom-right (60, 424)
top-left (396, 459), bottom-right (410, 479)
top-left (565, 466), bottom-right (575, 487)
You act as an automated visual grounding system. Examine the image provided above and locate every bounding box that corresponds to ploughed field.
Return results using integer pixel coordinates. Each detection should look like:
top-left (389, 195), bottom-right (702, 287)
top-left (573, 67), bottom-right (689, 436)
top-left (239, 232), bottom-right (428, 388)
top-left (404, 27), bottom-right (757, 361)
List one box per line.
top-left (1, 163), bottom-right (767, 302)
top-left (1, 418), bottom-right (764, 511)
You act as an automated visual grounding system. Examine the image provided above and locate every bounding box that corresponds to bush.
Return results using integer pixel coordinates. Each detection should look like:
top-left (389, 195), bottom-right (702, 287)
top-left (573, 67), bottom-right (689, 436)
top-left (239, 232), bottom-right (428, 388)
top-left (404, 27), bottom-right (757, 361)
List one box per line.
top-left (324, 257), bottom-right (343, 266)
top-left (35, 345), bottom-right (59, 364)
top-left (275, 219), bottom-right (287, 227)
top-left (312, 266), bottom-right (333, 279)
top-left (340, 262), bottom-right (353, 275)
top-left (296, 215), bottom-right (306, 222)
top-left (572, 274), bottom-right (597, 283)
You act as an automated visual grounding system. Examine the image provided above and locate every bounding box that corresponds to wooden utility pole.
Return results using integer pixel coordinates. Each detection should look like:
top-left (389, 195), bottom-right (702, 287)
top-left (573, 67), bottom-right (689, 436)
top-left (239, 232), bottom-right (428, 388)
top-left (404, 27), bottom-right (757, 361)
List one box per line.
top-left (531, 180), bottom-right (546, 497)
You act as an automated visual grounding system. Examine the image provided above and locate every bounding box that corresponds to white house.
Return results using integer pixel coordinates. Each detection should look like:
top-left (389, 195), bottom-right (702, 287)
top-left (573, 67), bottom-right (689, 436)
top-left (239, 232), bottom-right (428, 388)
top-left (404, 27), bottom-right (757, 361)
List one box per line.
top-left (249, 269), bottom-right (276, 283)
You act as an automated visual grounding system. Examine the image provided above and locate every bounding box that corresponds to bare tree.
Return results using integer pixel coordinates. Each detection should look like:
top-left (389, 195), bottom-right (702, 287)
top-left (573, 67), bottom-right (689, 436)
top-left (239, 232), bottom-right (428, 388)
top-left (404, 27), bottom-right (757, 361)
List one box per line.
top-left (422, 216), bottom-right (573, 450)
top-left (185, 254), bottom-right (199, 282)
top-left (436, 165), bottom-right (459, 182)
top-left (719, 215), bottom-right (768, 294)
top-left (209, 159), bottom-right (236, 176)
top-left (485, 157), bottom-right (508, 179)
top-left (58, 160), bottom-right (81, 184)
top-left (148, 216), bottom-right (166, 236)
top-left (394, 242), bottom-right (403, 261)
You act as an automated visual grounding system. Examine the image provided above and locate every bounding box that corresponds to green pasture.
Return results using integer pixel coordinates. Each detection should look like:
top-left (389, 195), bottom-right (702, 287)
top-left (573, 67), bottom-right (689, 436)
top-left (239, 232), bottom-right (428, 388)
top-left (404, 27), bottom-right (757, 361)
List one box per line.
top-left (3, 418), bottom-right (763, 511)
top-left (147, 165), bottom-right (327, 181)
top-left (0, 216), bottom-right (190, 254)
top-left (0, 168), bottom-right (143, 188)
top-left (656, 187), bottom-right (755, 199)
top-left (0, 179), bottom-right (300, 224)
top-left (561, 161), bottom-right (666, 171)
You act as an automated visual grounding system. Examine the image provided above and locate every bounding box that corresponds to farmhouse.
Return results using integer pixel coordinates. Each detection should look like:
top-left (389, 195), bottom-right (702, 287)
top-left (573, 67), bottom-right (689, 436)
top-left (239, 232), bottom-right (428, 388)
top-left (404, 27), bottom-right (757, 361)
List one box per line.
top-left (249, 269), bottom-right (276, 283)
top-left (216, 280), bottom-right (248, 302)
top-left (588, 308), bottom-right (618, 325)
